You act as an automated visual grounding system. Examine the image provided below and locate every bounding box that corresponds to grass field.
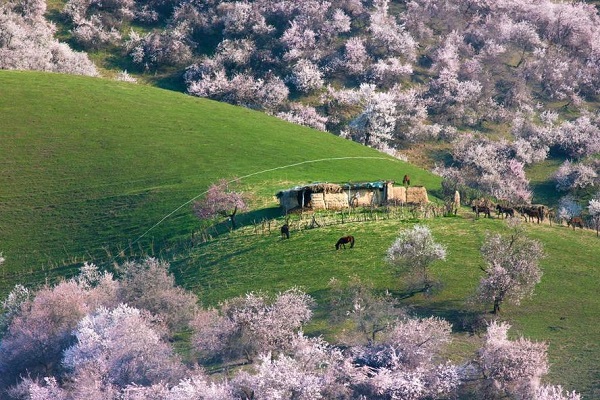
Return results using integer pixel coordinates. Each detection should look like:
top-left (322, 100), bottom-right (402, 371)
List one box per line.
top-left (172, 214), bottom-right (600, 398)
top-left (1, 71), bottom-right (599, 398)
top-left (0, 70), bottom-right (440, 292)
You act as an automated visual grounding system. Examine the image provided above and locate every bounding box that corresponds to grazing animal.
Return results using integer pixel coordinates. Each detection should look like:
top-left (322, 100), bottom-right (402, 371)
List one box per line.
top-left (519, 206), bottom-right (541, 224)
top-left (495, 204), bottom-right (515, 219)
top-left (402, 174), bottom-right (411, 186)
top-left (335, 235), bottom-right (355, 250)
top-left (472, 205), bottom-right (492, 218)
top-left (280, 223), bottom-right (290, 239)
top-left (567, 217), bottom-right (584, 230)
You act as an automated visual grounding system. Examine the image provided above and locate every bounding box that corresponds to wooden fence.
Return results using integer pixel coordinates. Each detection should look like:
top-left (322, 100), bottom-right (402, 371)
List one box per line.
top-left (194, 203), bottom-right (447, 242)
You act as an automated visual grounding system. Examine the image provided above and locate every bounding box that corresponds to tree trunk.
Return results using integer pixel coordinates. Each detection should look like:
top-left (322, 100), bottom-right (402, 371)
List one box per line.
top-left (492, 298), bottom-right (501, 314)
top-left (229, 206), bottom-right (238, 229)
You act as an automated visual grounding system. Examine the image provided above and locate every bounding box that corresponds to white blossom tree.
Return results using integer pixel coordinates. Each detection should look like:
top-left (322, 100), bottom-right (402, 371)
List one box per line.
top-left (63, 304), bottom-right (186, 389)
top-left (287, 59), bottom-right (324, 93)
top-left (588, 196), bottom-right (600, 237)
top-left (386, 224), bottom-right (447, 291)
top-left (192, 288), bottom-right (314, 363)
top-left (554, 160), bottom-right (598, 192)
top-left (350, 316), bottom-right (460, 399)
top-left (474, 220), bottom-right (544, 314)
top-left (0, 0), bottom-right (98, 76)
top-left (477, 321), bottom-right (549, 399)
top-left (557, 195), bottom-right (583, 223)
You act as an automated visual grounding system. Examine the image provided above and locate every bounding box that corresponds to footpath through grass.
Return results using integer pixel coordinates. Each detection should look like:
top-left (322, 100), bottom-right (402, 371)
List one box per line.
top-left (172, 214), bottom-right (600, 398)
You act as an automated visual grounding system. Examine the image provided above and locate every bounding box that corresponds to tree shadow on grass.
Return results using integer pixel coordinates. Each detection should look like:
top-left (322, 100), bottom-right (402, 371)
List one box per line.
top-left (409, 301), bottom-right (491, 335)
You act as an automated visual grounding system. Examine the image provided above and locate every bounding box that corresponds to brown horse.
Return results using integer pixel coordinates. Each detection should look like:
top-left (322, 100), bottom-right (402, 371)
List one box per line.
top-left (519, 206), bottom-right (541, 223)
top-left (402, 174), bottom-right (411, 186)
top-left (472, 205), bottom-right (492, 218)
top-left (567, 217), bottom-right (584, 230)
top-left (281, 223), bottom-right (290, 239)
top-left (335, 235), bottom-right (355, 250)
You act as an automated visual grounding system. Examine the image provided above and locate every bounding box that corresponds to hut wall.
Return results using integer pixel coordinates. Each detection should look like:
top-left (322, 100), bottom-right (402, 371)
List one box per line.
top-left (324, 193), bottom-right (349, 210)
top-left (279, 192), bottom-right (300, 212)
top-left (311, 193), bottom-right (326, 210)
top-left (350, 189), bottom-right (376, 207)
top-left (406, 186), bottom-right (429, 204)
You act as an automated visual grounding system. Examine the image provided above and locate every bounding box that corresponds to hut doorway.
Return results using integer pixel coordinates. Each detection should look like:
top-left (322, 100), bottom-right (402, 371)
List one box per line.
top-left (297, 190), bottom-right (313, 209)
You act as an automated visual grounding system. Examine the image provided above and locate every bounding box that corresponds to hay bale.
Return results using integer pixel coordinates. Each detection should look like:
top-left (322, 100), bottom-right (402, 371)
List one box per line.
top-left (406, 186), bottom-right (429, 204)
top-left (311, 193), bottom-right (326, 210)
top-left (389, 186), bottom-right (407, 204)
top-left (324, 193), bottom-right (349, 210)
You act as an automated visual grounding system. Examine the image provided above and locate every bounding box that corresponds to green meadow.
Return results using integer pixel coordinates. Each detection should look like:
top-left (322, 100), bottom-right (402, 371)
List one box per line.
top-left (1, 71), bottom-right (599, 397)
top-left (0, 71), bottom-right (438, 286)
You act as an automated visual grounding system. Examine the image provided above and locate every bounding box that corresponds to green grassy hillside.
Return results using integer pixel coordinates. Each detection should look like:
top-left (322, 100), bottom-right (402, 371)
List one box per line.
top-left (0, 70), bottom-right (440, 291)
top-left (173, 215), bottom-right (600, 398)
top-left (1, 71), bottom-right (598, 397)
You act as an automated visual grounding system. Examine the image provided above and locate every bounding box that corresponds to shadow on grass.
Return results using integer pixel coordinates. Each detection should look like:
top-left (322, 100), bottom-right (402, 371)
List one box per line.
top-left (409, 301), bottom-right (491, 335)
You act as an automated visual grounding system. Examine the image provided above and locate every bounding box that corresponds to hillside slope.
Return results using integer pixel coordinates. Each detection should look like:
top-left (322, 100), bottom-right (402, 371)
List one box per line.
top-left (0, 70), bottom-right (440, 289)
top-left (173, 216), bottom-right (600, 397)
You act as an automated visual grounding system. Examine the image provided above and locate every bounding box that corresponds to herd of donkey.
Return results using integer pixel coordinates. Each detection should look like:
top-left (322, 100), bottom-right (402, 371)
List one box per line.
top-left (279, 196), bottom-right (588, 249)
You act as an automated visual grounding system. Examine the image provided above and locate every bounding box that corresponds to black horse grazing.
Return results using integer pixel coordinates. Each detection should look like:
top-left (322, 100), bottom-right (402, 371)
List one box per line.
top-left (472, 205), bottom-right (492, 218)
top-left (335, 235), bottom-right (355, 250)
top-left (495, 204), bottom-right (515, 219)
top-left (567, 217), bottom-right (584, 230)
top-left (402, 174), bottom-right (411, 186)
top-left (280, 224), bottom-right (290, 239)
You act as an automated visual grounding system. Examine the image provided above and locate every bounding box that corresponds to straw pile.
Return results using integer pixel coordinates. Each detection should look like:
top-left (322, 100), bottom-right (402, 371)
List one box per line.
top-left (406, 186), bottom-right (429, 204)
top-left (324, 193), bottom-right (350, 210)
top-left (310, 193), bottom-right (326, 210)
top-left (390, 186), bottom-right (407, 203)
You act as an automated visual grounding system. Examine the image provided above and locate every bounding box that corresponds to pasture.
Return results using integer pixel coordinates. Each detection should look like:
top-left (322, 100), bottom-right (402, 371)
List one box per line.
top-left (1, 70), bottom-right (599, 397)
top-left (172, 214), bottom-right (600, 398)
top-left (0, 70), bottom-right (439, 293)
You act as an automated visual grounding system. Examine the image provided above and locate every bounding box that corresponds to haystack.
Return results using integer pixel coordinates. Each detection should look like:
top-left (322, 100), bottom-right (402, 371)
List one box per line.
top-left (324, 193), bottom-right (349, 210)
top-left (406, 186), bottom-right (429, 204)
top-left (389, 186), bottom-right (407, 204)
top-left (311, 183), bottom-right (343, 194)
top-left (310, 193), bottom-right (326, 210)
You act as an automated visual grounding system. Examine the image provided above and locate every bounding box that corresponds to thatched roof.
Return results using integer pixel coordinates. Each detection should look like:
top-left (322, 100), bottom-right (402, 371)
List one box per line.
top-left (276, 182), bottom-right (344, 197)
top-left (276, 181), bottom-right (390, 197)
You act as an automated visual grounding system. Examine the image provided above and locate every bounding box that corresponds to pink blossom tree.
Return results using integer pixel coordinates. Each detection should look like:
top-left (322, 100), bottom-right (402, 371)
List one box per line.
top-left (116, 257), bottom-right (199, 332)
top-left (0, 266), bottom-right (118, 388)
top-left (193, 179), bottom-right (248, 229)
